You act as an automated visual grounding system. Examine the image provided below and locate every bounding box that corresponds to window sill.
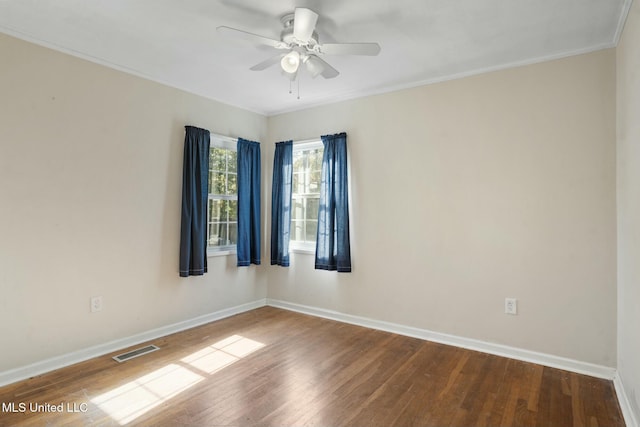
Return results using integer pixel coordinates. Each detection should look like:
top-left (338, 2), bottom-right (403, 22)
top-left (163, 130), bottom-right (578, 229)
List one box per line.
top-left (207, 249), bottom-right (236, 258)
top-left (290, 245), bottom-right (315, 255)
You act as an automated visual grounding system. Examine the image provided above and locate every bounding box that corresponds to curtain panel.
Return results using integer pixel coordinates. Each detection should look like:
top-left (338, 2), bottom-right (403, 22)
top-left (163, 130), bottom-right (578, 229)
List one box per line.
top-left (271, 141), bottom-right (293, 267)
top-left (315, 132), bottom-right (352, 272)
top-left (237, 138), bottom-right (261, 266)
top-left (179, 126), bottom-right (210, 277)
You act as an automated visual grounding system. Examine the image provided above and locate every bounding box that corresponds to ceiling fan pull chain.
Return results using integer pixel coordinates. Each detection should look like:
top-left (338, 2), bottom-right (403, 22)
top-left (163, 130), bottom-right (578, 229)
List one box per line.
top-left (297, 77), bottom-right (300, 100)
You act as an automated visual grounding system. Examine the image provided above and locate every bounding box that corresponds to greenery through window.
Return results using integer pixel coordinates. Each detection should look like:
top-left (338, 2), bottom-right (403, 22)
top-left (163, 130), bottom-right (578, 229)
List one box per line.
top-left (291, 142), bottom-right (323, 246)
top-left (208, 141), bottom-right (237, 251)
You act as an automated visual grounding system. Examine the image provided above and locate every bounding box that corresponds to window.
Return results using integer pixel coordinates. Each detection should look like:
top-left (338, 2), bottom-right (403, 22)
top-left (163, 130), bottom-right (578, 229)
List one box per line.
top-left (291, 140), bottom-right (323, 249)
top-left (208, 137), bottom-right (237, 253)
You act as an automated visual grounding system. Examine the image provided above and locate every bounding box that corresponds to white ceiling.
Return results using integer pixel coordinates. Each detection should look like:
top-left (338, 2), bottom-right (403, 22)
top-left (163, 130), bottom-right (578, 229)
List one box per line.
top-left (0, 0), bottom-right (631, 116)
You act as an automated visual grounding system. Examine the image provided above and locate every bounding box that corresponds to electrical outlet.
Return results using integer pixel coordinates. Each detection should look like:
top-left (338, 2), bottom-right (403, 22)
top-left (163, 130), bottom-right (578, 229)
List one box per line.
top-left (505, 298), bottom-right (517, 315)
top-left (90, 296), bottom-right (103, 313)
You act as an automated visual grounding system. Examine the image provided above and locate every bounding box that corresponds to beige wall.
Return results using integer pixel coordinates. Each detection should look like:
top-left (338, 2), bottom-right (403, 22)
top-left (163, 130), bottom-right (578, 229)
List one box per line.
top-left (0, 31), bottom-right (619, 375)
top-left (617, 0), bottom-right (640, 420)
top-left (267, 49), bottom-right (617, 366)
top-left (0, 33), bottom-right (268, 372)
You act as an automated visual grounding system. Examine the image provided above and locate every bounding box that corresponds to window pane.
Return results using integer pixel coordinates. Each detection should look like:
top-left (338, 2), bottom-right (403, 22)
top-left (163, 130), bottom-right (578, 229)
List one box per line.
top-left (303, 169), bottom-right (311, 194)
top-left (211, 223), bottom-right (231, 246)
top-left (228, 200), bottom-right (238, 221)
top-left (292, 220), bottom-right (304, 242)
top-left (306, 198), bottom-right (319, 221)
top-left (292, 198), bottom-right (304, 221)
top-left (209, 200), bottom-right (222, 222)
top-left (293, 151), bottom-right (304, 172)
top-left (211, 148), bottom-right (226, 172)
top-left (305, 220), bottom-right (318, 243)
top-left (228, 222), bottom-right (238, 245)
top-left (310, 149), bottom-right (323, 171)
top-left (210, 172), bottom-right (226, 194)
top-left (309, 150), bottom-right (322, 192)
top-left (227, 150), bottom-right (237, 173)
top-left (292, 172), bottom-right (302, 194)
top-left (309, 174), bottom-right (320, 192)
top-left (227, 173), bottom-right (237, 195)
top-left (209, 223), bottom-right (224, 247)
top-left (221, 200), bottom-right (230, 221)
top-left (208, 149), bottom-right (215, 171)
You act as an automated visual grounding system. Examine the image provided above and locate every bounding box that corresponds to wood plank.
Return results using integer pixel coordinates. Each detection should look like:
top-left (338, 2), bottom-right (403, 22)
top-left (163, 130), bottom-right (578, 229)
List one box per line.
top-left (572, 372), bottom-right (587, 427)
top-left (527, 364), bottom-right (545, 412)
top-left (0, 307), bottom-right (625, 427)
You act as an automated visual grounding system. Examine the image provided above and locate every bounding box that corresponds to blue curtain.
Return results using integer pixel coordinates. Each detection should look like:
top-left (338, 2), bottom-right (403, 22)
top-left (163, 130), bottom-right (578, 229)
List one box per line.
top-left (315, 132), bottom-right (352, 272)
top-left (271, 141), bottom-right (293, 267)
top-left (179, 126), bottom-right (210, 277)
top-left (237, 138), bottom-right (261, 266)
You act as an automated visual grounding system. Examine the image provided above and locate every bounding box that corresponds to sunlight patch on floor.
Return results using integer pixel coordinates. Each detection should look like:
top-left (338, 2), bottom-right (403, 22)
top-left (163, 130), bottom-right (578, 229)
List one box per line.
top-left (181, 334), bottom-right (265, 374)
top-left (91, 363), bottom-right (203, 425)
top-left (91, 335), bottom-right (265, 425)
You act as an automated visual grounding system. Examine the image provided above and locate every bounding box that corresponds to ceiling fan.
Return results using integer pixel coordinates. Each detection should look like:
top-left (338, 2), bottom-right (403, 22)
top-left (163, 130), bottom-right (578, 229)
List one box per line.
top-left (217, 7), bottom-right (381, 80)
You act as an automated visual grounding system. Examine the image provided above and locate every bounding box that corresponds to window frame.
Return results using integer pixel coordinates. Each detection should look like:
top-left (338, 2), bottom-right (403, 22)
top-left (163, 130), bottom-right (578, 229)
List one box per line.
top-left (290, 139), bottom-right (324, 253)
top-left (207, 134), bottom-right (238, 257)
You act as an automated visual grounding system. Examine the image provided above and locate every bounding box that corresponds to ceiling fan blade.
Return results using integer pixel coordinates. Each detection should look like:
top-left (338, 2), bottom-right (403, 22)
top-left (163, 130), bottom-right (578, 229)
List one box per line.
top-left (250, 54), bottom-right (284, 71)
top-left (306, 55), bottom-right (339, 79)
top-left (320, 42), bottom-right (381, 56)
top-left (217, 26), bottom-right (286, 49)
top-left (293, 8), bottom-right (319, 42)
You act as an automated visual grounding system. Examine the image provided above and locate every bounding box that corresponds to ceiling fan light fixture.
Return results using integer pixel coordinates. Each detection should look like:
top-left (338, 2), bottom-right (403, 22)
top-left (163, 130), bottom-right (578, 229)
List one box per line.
top-left (281, 51), bottom-right (300, 74)
top-left (305, 56), bottom-right (323, 78)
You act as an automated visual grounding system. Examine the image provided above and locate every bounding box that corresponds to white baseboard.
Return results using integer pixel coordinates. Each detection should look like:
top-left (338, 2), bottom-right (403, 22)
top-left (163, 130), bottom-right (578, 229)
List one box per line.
top-left (615, 372), bottom-right (640, 427)
top-left (0, 297), bottom-right (621, 398)
top-left (0, 299), bottom-right (266, 387)
top-left (266, 298), bottom-right (617, 380)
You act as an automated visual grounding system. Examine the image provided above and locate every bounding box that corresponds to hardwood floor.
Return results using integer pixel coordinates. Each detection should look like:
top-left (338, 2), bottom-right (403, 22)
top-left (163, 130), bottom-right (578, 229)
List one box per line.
top-left (0, 307), bottom-right (625, 426)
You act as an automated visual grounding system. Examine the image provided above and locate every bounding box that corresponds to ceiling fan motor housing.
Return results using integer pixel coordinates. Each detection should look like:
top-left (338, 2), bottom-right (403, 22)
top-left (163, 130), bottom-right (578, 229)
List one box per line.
top-left (280, 13), bottom-right (319, 47)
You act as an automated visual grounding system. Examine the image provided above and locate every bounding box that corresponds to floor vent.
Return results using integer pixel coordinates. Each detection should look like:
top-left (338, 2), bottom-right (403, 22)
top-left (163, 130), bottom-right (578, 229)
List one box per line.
top-left (112, 345), bottom-right (160, 363)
